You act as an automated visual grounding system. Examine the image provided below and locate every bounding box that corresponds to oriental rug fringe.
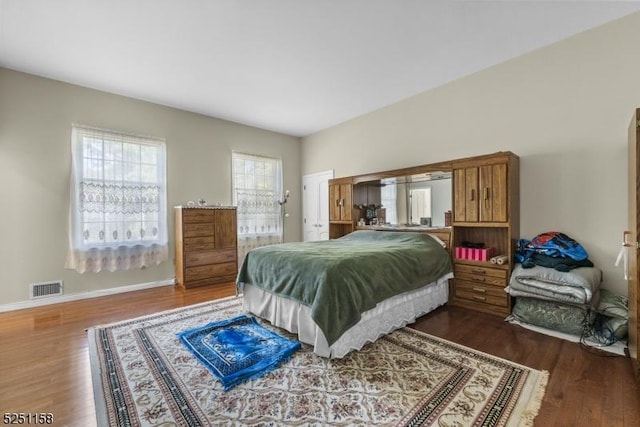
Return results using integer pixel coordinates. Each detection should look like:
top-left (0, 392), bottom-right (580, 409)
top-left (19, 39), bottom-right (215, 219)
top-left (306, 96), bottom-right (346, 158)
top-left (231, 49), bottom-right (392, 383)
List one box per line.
top-left (88, 296), bottom-right (548, 426)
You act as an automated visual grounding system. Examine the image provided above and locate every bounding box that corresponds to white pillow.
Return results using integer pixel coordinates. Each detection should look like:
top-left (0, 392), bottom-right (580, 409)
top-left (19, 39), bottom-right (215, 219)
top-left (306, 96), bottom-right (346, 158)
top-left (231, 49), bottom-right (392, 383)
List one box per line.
top-left (428, 234), bottom-right (447, 248)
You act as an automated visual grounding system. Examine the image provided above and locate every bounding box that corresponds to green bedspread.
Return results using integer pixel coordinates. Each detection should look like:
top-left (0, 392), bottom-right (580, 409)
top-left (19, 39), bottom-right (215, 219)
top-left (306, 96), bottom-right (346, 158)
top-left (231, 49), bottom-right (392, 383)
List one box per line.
top-left (236, 230), bottom-right (452, 346)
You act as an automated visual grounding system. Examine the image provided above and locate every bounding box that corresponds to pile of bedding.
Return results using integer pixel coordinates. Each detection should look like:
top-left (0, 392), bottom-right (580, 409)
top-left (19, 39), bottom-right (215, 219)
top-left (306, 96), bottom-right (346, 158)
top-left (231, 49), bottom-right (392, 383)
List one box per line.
top-left (506, 262), bottom-right (602, 334)
top-left (506, 232), bottom-right (628, 349)
top-left (506, 263), bottom-right (602, 305)
top-left (508, 296), bottom-right (595, 336)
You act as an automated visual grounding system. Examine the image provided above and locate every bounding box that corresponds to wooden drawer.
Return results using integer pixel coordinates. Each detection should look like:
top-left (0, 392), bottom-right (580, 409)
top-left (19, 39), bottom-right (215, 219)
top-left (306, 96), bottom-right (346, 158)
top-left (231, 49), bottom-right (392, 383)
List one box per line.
top-left (185, 262), bottom-right (237, 282)
top-left (185, 248), bottom-right (237, 267)
top-left (454, 263), bottom-right (507, 279)
top-left (454, 279), bottom-right (509, 308)
top-left (183, 209), bottom-right (215, 223)
top-left (183, 236), bottom-right (215, 251)
top-left (183, 223), bottom-right (214, 238)
top-left (455, 271), bottom-right (506, 287)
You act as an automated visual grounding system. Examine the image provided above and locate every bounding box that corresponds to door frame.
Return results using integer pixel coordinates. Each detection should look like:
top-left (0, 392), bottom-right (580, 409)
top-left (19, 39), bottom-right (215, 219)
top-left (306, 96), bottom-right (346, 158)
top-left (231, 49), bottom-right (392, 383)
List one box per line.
top-left (628, 108), bottom-right (640, 378)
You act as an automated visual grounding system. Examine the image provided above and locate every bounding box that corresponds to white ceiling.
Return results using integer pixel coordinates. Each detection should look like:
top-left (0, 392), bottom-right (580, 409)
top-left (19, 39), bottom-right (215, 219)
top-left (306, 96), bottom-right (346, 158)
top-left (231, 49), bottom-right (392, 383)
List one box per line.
top-left (2, 1), bottom-right (640, 137)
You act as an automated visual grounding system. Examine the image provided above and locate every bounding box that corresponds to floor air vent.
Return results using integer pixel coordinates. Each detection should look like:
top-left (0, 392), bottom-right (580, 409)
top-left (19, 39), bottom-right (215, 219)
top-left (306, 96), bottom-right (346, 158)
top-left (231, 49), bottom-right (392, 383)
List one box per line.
top-left (30, 280), bottom-right (63, 299)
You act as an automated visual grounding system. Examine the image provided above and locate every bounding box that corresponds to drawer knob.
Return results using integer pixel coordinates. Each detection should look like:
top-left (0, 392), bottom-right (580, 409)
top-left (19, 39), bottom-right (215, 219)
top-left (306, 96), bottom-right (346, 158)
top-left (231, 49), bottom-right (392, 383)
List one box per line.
top-left (471, 269), bottom-right (486, 274)
top-left (472, 295), bottom-right (487, 301)
top-left (472, 287), bottom-right (486, 293)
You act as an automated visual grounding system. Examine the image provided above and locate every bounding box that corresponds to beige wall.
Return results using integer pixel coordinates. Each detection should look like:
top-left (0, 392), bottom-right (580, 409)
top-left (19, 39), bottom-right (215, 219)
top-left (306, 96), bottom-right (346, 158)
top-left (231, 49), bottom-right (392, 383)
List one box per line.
top-left (0, 68), bottom-right (300, 305)
top-left (302, 12), bottom-right (640, 296)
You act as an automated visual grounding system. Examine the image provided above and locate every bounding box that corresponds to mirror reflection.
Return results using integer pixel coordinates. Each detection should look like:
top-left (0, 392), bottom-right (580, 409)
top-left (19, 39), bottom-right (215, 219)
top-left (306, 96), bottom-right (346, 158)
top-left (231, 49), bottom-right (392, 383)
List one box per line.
top-left (354, 171), bottom-right (452, 228)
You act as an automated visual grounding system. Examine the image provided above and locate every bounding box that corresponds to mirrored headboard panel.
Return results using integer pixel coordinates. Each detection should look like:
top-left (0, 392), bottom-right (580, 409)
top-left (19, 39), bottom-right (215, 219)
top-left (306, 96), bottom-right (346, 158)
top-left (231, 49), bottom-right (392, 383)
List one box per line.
top-left (351, 163), bottom-right (453, 228)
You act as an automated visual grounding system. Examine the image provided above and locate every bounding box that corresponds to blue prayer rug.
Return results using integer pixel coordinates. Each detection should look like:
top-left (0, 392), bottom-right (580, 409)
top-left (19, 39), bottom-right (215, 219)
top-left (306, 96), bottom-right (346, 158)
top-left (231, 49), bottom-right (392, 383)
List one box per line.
top-left (176, 314), bottom-right (301, 391)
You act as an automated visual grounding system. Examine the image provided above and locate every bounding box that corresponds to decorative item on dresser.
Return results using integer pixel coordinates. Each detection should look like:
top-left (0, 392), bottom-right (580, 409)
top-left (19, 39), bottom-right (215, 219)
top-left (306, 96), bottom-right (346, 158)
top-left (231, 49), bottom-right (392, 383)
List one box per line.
top-left (174, 206), bottom-right (238, 289)
top-left (449, 151), bottom-right (520, 317)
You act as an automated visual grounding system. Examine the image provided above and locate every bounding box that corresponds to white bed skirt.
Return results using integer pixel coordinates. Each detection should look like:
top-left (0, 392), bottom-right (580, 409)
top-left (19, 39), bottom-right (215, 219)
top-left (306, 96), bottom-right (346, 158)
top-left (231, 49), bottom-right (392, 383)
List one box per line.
top-left (241, 272), bottom-right (453, 358)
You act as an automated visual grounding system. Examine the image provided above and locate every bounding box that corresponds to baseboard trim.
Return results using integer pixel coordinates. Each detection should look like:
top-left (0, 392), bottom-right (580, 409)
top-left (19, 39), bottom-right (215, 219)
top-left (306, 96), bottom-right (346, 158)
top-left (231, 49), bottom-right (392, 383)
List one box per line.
top-left (0, 278), bottom-right (176, 313)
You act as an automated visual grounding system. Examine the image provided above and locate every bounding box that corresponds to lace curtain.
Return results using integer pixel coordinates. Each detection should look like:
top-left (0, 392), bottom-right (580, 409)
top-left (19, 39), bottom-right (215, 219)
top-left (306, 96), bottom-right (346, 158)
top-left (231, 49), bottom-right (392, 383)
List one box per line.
top-left (232, 152), bottom-right (283, 263)
top-left (66, 125), bottom-right (168, 273)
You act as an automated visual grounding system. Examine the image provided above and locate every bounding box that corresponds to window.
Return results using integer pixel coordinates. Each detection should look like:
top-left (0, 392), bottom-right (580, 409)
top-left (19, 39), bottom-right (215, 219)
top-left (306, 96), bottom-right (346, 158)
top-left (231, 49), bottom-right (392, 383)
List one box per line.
top-left (66, 125), bottom-right (168, 273)
top-left (232, 152), bottom-right (283, 260)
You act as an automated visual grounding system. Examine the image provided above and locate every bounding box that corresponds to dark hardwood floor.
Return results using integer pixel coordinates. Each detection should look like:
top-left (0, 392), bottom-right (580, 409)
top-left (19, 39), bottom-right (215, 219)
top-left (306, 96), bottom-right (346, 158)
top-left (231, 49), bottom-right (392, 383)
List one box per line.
top-left (0, 284), bottom-right (638, 426)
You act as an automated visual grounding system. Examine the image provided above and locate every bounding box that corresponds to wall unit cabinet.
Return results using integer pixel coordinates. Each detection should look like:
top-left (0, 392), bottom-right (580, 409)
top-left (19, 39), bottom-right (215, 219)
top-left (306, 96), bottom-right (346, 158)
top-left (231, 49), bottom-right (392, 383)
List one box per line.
top-left (327, 152), bottom-right (518, 316)
top-left (450, 152), bottom-right (519, 316)
top-left (174, 206), bottom-right (238, 289)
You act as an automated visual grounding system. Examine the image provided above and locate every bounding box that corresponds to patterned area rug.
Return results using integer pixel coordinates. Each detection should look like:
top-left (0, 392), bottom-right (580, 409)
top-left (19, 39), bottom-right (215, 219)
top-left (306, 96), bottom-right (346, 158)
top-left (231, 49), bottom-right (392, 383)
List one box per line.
top-left (88, 296), bottom-right (548, 426)
top-left (177, 314), bottom-right (301, 390)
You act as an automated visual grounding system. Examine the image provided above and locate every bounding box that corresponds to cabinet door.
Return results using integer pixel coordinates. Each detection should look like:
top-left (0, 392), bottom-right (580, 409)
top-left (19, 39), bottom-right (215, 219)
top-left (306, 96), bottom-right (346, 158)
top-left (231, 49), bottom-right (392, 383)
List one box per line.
top-left (453, 167), bottom-right (479, 222)
top-left (479, 164), bottom-right (508, 222)
top-left (453, 169), bottom-right (466, 222)
top-left (214, 210), bottom-right (237, 249)
top-left (329, 184), bottom-right (341, 221)
top-left (329, 184), bottom-right (353, 221)
top-left (340, 184), bottom-right (352, 221)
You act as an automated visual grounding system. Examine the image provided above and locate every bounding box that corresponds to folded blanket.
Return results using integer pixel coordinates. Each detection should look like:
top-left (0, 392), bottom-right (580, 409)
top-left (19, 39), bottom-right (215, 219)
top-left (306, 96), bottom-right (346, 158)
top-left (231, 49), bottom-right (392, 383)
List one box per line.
top-left (507, 295), bottom-right (598, 335)
top-left (506, 263), bottom-right (602, 305)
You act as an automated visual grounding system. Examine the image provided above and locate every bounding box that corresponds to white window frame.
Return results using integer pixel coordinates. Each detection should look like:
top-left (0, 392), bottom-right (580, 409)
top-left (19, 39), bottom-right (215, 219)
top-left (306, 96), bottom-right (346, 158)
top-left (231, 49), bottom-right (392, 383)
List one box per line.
top-left (66, 124), bottom-right (168, 273)
top-left (232, 152), bottom-right (283, 239)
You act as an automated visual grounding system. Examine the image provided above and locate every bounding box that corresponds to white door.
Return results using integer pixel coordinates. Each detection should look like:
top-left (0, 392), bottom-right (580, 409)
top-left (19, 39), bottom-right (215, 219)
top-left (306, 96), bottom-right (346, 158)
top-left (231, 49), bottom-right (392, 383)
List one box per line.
top-left (303, 170), bottom-right (333, 241)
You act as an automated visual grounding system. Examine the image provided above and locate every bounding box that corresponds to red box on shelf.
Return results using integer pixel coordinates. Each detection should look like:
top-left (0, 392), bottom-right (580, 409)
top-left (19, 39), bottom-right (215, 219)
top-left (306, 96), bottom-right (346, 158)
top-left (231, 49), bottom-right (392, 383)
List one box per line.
top-left (455, 247), bottom-right (495, 262)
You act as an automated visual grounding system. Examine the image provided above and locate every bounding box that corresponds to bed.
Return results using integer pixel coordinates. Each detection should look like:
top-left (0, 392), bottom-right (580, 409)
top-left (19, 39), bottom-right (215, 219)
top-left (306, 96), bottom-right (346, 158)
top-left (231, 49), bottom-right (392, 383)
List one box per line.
top-left (236, 229), bottom-right (454, 358)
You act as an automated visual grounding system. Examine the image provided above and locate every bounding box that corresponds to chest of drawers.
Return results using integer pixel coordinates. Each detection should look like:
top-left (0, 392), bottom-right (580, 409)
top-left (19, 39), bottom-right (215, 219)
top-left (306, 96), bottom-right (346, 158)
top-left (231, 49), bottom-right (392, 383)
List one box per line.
top-left (174, 207), bottom-right (237, 289)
